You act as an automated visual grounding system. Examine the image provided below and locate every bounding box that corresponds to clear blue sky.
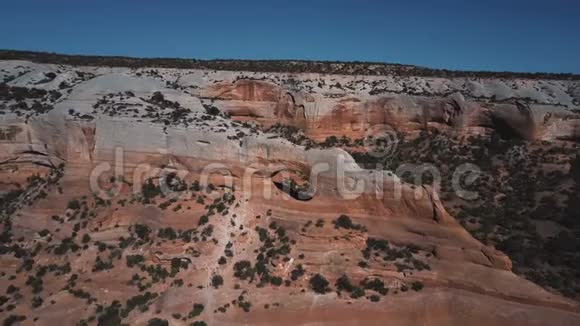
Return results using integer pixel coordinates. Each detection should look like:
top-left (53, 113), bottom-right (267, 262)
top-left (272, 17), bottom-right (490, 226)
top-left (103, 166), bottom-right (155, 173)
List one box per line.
top-left (1, 0), bottom-right (579, 73)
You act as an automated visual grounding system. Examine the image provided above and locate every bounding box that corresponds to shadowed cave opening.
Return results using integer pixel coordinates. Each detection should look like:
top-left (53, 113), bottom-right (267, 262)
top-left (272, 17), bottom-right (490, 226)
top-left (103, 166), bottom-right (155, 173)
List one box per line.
top-left (270, 169), bottom-right (314, 201)
top-left (273, 180), bottom-right (313, 201)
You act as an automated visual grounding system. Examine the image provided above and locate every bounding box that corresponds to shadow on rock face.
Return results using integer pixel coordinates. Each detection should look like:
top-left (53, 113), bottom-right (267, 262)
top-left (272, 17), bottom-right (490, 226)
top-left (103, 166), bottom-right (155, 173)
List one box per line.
top-left (489, 102), bottom-right (536, 140)
top-left (271, 168), bottom-right (314, 201)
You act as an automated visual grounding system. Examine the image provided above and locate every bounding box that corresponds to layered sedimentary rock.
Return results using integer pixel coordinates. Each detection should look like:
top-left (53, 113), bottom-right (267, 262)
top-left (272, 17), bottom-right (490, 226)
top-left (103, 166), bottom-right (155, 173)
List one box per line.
top-left (201, 77), bottom-right (580, 142)
top-left (0, 59), bottom-right (579, 325)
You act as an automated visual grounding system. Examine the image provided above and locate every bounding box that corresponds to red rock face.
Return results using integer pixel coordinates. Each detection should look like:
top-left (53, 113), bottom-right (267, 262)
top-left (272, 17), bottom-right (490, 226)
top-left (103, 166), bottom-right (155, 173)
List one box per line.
top-left (306, 96), bottom-right (576, 142)
top-left (206, 80), bottom-right (311, 128)
top-left (1, 63), bottom-right (580, 325)
top-left (307, 97), bottom-right (418, 140)
top-left (204, 79), bottom-right (580, 143)
top-left (274, 93), bottom-right (307, 128)
top-left (205, 80), bottom-right (282, 102)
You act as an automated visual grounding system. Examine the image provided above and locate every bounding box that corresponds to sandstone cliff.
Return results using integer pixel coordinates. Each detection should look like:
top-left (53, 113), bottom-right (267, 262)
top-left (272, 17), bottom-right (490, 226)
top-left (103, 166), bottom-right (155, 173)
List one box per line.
top-left (1, 58), bottom-right (579, 325)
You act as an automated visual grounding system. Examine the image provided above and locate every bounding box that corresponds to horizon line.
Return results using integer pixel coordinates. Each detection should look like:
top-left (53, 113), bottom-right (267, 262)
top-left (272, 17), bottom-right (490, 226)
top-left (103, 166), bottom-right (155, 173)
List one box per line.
top-left (1, 48), bottom-right (579, 79)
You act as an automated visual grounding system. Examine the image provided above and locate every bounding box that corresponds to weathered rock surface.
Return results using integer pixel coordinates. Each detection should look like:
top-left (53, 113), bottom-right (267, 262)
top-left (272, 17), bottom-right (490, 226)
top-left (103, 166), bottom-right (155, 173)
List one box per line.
top-left (1, 60), bottom-right (579, 325)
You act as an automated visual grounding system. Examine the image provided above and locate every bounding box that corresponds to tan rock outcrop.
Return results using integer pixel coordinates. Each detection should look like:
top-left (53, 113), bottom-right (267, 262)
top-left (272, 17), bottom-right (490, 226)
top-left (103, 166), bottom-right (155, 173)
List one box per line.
top-left (1, 60), bottom-right (579, 325)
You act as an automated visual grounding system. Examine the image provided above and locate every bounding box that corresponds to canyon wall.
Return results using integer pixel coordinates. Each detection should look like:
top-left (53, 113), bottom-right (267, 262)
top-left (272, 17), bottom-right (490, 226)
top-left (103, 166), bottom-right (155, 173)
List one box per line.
top-left (0, 60), bottom-right (579, 325)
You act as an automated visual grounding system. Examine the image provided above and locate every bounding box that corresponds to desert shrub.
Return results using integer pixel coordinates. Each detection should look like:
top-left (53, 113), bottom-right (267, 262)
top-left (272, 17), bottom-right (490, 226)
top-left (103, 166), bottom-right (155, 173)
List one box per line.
top-left (81, 234), bottom-right (91, 243)
top-left (365, 238), bottom-right (388, 252)
top-left (126, 254), bottom-right (144, 268)
top-left (97, 301), bottom-right (122, 326)
top-left (25, 276), bottom-right (43, 294)
top-left (31, 296), bottom-right (43, 308)
top-left (335, 274), bottom-right (355, 292)
top-left (323, 136), bottom-right (338, 147)
top-left (203, 104), bottom-right (220, 116)
top-left (170, 258), bottom-right (188, 276)
top-left (122, 292), bottom-right (157, 316)
top-left (67, 199), bottom-right (81, 210)
top-left (350, 287), bottom-right (365, 299)
top-left (211, 275), bottom-right (224, 288)
top-left (310, 274), bottom-right (330, 294)
top-left (237, 295), bottom-right (252, 312)
top-left (54, 237), bottom-right (80, 255)
top-left (198, 215), bottom-right (209, 226)
top-left (133, 224), bottom-right (151, 240)
top-left (147, 318), bottom-right (168, 326)
top-left (150, 92), bottom-right (164, 103)
top-left (290, 264), bottom-right (305, 280)
top-left (141, 180), bottom-right (161, 202)
top-left (190, 180), bottom-right (201, 191)
top-left (93, 256), bottom-right (113, 272)
top-left (233, 260), bottom-right (254, 281)
top-left (411, 281), bottom-right (424, 291)
top-left (191, 322), bottom-right (207, 326)
top-left (333, 215), bottom-right (366, 231)
top-left (361, 278), bottom-right (388, 295)
top-left (270, 276), bottom-right (283, 286)
top-left (158, 227), bottom-right (177, 240)
top-left (3, 315), bottom-right (26, 326)
top-left (188, 303), bottom-right (204, 318)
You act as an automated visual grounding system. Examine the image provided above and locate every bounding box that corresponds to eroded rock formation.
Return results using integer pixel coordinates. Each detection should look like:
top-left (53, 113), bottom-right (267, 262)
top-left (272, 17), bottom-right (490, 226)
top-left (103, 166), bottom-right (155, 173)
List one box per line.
top-left (0, 59), bottom-right (579, 325)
